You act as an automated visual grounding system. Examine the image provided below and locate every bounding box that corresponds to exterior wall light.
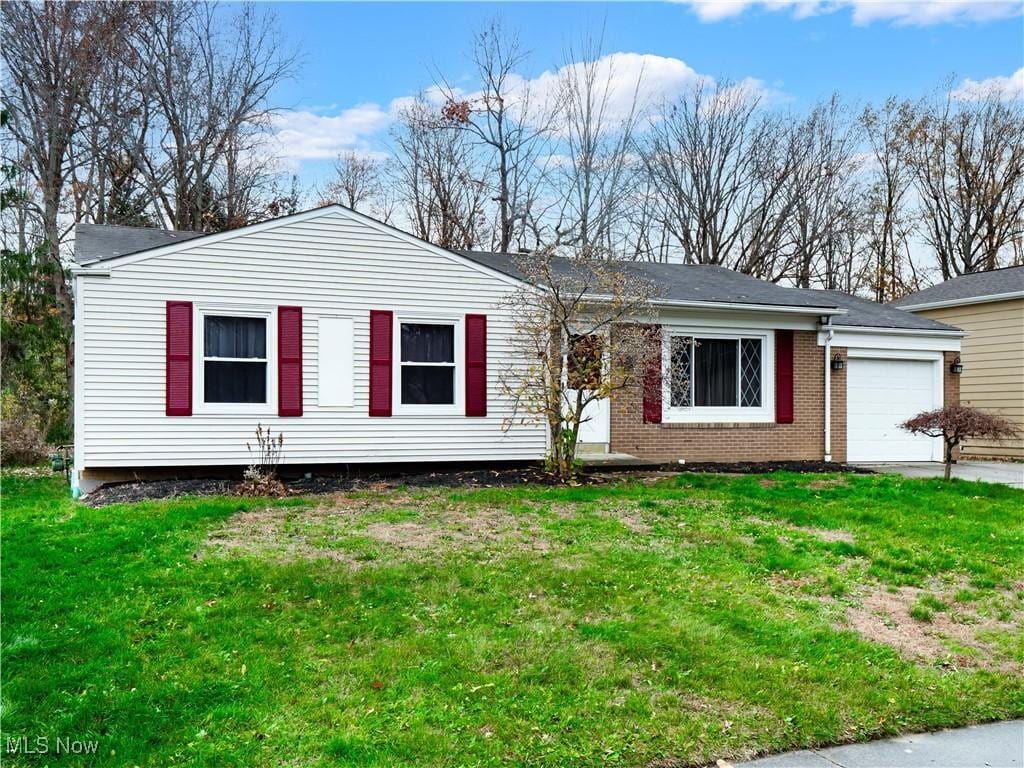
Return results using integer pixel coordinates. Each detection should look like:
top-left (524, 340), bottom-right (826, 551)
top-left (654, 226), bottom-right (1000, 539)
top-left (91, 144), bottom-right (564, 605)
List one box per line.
top-left (950, 356), bottom-right (963, 374)
top-left (830, 353), bottom-right (845, 371)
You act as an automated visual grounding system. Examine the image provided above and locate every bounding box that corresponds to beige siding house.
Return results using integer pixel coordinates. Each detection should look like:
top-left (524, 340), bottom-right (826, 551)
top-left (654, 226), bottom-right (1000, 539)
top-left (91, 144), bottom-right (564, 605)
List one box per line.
top-left (892, 267), bottom-right (1024, 459)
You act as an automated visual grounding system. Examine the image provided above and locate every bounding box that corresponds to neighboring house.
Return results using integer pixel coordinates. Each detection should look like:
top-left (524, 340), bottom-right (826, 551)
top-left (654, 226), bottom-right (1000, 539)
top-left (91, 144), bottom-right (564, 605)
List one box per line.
top-left (71, 205), bottom-right (962, 495)
top-left (891, 266), bottom-right (1024, 459)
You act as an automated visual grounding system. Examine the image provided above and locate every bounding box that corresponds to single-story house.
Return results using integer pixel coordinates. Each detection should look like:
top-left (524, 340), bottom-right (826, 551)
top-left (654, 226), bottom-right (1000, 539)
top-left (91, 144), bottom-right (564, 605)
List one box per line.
top-left (891, 266), bottom-right (1024, 459)
top-left (71, 205), bottom-right (963, 495)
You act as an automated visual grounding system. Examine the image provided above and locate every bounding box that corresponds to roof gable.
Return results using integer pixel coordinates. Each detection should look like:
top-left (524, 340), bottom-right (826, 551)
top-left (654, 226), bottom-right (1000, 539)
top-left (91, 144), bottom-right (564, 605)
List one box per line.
top-left (71, 206), bottom-right (525, 289)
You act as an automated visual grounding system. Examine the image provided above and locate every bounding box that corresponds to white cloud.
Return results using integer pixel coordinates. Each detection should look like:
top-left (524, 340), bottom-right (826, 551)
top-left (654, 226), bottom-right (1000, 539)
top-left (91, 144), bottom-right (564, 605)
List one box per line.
top-left (676, 0), bottom-right (1022, 25)
top-left (269, 103), bottom-right (395, 161)
top-left (269, 53), bottom-right (778, 171)
top-left (460, 53), bottom-right (775, 130)
top-left (950, 67), bottom-right (1024, 101)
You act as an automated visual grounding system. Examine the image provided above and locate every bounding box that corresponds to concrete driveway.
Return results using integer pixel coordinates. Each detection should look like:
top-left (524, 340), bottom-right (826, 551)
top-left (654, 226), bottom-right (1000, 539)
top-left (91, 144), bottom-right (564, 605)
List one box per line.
top-left (729, 719), bottom-right (1023, 767)
top-left (855, 461), bottom-right (1023, 489)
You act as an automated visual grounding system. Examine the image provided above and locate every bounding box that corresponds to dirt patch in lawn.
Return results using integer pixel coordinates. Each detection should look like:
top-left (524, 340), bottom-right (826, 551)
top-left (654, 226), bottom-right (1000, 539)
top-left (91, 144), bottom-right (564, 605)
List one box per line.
top-left (203, 505), bottom-right (361, 565)
top-left (801, 527), bottom-right (855, 544)
top-left (202, 493), bottom-right (553, 565)
top-left (362, 505), bottom-right (551, 554)
top-left (843, 584), bottom-right (1022, 672)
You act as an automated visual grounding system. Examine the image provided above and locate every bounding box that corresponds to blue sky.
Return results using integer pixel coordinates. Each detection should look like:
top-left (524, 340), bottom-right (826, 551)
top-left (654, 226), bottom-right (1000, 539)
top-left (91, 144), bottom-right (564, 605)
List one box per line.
top-left (264, 1), bottom-right (1024, 187)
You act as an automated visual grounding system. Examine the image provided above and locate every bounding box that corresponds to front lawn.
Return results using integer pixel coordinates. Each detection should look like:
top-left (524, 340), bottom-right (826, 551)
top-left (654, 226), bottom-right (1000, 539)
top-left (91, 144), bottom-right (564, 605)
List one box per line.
top-left (2, 471), bottom-right (1022, 767)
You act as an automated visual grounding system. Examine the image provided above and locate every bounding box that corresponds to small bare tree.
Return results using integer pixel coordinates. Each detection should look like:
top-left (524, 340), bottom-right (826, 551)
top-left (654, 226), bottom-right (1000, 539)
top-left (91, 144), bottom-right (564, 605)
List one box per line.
top-left (499, 249), bottom-right (661, 479)
top-left (320, 150), bottom-right (380, 211)
top-left (901, 404), bottom-right (1019, 480)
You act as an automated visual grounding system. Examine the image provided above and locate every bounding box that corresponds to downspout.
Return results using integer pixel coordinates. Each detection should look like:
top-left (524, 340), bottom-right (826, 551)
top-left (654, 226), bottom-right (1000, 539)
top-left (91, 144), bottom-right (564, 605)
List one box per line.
top-left (822, 317), bottom-right (833, 463)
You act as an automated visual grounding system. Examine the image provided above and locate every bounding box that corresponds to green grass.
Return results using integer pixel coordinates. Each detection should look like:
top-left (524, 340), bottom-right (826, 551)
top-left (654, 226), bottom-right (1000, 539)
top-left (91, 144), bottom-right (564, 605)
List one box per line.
top-left (2, 471), bottom-right (1022, 767)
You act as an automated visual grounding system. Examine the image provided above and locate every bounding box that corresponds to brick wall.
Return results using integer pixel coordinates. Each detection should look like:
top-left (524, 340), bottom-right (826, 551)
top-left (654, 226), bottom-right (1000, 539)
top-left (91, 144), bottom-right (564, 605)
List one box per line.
top-left (611, 331), bottom-right (848, 463)
top-left (944, 350), bottom-right (962, 460)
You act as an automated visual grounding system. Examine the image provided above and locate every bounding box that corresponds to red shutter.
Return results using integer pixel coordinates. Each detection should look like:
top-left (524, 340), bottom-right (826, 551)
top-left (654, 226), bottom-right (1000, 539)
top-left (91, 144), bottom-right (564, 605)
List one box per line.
top-left (775, 329), bottom-right (794, 424)
top-left (643, 324), bottom-right (662, 424)
top-left (465, 314), bottom-right (487, 417)
top-left (165, 301), bottom-right (193, 416)
top-left (369, 310), bottom-right (393, 417)
top-left (278, 306), bottom-right (303, 417)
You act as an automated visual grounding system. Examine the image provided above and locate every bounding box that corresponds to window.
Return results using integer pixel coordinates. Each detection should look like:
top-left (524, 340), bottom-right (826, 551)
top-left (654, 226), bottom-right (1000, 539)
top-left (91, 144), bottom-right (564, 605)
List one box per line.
top-left (400, 322), bottom-right (455, 405)
top-left (203, 315), bottom-right (267, 403)
top-left (669, 335), bottom-right (765, 412)
top-left (567, 334), bottom-right (603, 390)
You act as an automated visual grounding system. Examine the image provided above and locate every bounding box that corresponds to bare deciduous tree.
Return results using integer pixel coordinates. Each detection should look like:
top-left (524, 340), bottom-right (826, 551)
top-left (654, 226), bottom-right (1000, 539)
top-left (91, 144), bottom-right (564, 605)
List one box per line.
top-left (438, 19), bottom-right (554, 253)
top-left (500, 250), bottom-right (661, 478)
top-left (645, 81), bottom-right (792, 272)
top-left (860, 98), bottom-right (920, 301)
top-left (552, 37), bottom-right (642, 259)
top-left (320, 151), bottom-right (381, 212)
top-left (906, 90), bottom-right (1024, 279)
top-left (787, 95), bottom-right (863, 288)
top-left (2, 0), bottom-right (135, 407)
top-left (127, 1), bottom-right (297, 231)
top-left (391, 100), bottom-right (488, 249)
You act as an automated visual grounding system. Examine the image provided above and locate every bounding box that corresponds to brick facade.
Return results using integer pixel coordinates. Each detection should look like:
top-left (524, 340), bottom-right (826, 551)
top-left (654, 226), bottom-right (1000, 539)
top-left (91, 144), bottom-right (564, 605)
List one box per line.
top-left (944, 350), bottom-right (962, 460)
top-left (610, 332), bottom-right (960, 464)
top-left (611, 332), bottom-right (844, 462)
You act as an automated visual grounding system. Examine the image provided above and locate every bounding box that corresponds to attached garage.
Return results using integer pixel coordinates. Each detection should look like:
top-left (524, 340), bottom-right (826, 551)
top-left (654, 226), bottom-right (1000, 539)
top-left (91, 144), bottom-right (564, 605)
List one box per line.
top-left (846, 353), bottom-right (943, 462)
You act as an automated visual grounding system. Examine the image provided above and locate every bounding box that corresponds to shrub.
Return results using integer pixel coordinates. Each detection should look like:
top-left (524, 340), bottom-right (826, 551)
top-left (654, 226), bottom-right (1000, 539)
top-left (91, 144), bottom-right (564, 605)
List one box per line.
top-left (1, 390), bottom-right (48, 466)
top-left (236, 424), bottom-right (287, 497)
top-left (901, 404), bottom-right (1019, 480)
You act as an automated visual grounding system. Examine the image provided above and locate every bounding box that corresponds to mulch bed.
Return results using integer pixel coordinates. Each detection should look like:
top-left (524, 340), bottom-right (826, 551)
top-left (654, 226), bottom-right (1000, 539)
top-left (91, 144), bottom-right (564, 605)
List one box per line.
top-left (82, 461), bottom-right (871, 508)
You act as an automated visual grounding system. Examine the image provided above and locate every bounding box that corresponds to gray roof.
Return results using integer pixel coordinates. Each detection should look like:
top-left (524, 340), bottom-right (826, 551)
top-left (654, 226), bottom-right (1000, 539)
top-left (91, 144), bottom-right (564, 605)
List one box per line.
top-left (74, 223), bottom-right (206, 264)
top-left (460, 250), bottom-right (840, 311)
top-left (802, 290), bottom-right (959, 332)
top-left (71, 221), bottom-right (958, 333)
top-left (890, 266), bottom-right (1024, 310)
top-left (460, 250), bottom-right (959, 331)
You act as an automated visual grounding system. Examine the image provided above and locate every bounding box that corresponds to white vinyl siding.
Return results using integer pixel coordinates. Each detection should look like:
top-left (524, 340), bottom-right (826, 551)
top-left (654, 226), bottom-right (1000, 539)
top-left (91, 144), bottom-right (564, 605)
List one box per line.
top-left (76, 209), bottom-right (546, 467)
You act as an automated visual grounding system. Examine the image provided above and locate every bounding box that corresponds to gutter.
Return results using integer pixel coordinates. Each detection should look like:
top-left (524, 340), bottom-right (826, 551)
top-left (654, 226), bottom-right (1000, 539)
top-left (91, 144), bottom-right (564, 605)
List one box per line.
top-left (894, 291), bottom-right (1024, 313)
top-left (70, 264), bottom-right (111, 277)
top-left (828, 324), bottom-right (966, 338)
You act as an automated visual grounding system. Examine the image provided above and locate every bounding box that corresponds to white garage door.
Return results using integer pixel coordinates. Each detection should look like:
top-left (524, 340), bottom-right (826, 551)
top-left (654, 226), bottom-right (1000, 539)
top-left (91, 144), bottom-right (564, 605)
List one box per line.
top-left (847, 357), bottom-right (941, 462)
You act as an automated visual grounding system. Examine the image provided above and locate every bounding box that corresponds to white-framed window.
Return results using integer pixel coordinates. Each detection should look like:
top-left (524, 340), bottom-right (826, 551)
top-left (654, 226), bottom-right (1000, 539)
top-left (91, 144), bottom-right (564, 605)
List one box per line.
top-left (395, 316), bottom-right (462, 412)
top-left (664, 329), bottom-right (774, 423)
top-left (195, 305), bottom-right (274, 412)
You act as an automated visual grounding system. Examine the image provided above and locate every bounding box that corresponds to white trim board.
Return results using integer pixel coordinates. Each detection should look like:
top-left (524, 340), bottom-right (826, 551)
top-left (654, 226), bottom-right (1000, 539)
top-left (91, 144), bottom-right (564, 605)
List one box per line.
top-left (819, 328), bottom-right (961, 352)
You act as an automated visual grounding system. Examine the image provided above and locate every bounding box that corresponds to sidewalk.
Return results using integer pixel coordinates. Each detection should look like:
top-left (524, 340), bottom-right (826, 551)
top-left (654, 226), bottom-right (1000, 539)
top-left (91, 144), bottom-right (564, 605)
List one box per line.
top-left (727, 720), bottom-right (1023, 768)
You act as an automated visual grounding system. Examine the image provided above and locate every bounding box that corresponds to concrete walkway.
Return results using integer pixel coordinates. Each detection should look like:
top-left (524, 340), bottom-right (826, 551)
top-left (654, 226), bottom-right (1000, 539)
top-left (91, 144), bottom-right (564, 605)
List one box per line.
top-left (730, 720), bottom-right (1023, 767)
top-left (855, 461), bottom-right (1024, 489)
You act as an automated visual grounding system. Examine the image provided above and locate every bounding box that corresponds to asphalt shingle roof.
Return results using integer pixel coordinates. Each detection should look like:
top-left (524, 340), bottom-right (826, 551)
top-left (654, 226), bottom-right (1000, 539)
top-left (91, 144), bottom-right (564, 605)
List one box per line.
top-left (459, 250), bottom-right (840, 310)
top-left (74, 223), bottom-right (206, 264)
top-left (461, 250), bottom-right (958, 332)
top-left (72, 223), bottom-right (958, 333)
top-left (801, 290), bottom-right (959, 332)
top-left (890, 266), bottom-right (1024, 309)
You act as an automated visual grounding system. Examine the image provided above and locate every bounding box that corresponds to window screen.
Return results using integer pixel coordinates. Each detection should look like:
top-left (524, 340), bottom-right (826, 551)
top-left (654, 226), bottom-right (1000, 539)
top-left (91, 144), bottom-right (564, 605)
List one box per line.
top-left (203, 315), bottom-right (267, 404)
top-left (400, 323), bottom-right (456, 405)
